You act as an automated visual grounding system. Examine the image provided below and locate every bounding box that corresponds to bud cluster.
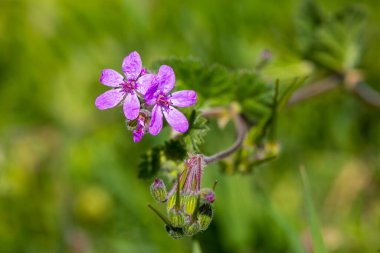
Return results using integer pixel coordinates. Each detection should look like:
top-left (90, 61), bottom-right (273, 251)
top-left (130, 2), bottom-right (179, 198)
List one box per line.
top-left (149, 154), bottom-right (216, 239)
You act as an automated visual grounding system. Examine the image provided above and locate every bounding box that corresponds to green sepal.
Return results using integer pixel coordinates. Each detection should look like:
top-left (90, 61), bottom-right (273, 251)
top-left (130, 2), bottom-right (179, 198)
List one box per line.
top-left (183, 221), bottom-right (200, 237)
top-left (168, 209), bottom-right (185, 227)
top-left (167, 194), bottom-right (176, 212)
top-left (183, 194), bottom-right (198, 215)
top-left (150, 179), bottom-right (167, 203)
top-left (198, 204), bottom-right (213, 231)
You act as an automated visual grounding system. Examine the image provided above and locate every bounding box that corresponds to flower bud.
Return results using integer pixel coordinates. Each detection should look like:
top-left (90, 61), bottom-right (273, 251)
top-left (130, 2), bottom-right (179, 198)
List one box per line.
top-left (150, 178), bottom-right (167, 203)
top-left (168, 210), bottom-right (185, 227)
top-left (200, 188), bottom-right (215, 204)
top-left (165, 225), bottom-right (184, 239)
top-left (198, 204), bottom-right (213, 231)
top-left (183, 221), bottom-right (200, 236)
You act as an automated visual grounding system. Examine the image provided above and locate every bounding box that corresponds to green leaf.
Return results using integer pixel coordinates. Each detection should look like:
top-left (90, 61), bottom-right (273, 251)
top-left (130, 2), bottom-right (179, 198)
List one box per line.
top-left (234, 71), bottom-right (273, 123)
top-left (301, 4), bottom-right (366, 72)
top-left (276, 77), bottom-right (306, 110)
top-left (163, 140), bottom-right (187, 161)
top-left (181, 109), bottom-right (209, 152)
top-left (296, 0), bottom-right (325, 53)
top-left (153, 57), bottom-right (233, 106)
top-left (300, 167), bottom-right (327, 253)
top-left (153, 57), bottom-right (274, 123)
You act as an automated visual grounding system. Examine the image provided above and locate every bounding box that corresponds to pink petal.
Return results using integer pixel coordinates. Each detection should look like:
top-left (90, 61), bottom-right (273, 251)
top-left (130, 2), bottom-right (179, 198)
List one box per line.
top-left (122, 51), bottom-right (142, 81)
top-left (157, 65), bottom-right (175, 94)
top-left (123, 93), bottom-right (140, 120)
top-left (133, 117), bottom-right (145, 142)
top-left (163, 106), bottom-right (189, 133)
top-left (149, 105), bottom-right (163, 136)
top-left (136, 74), bottom-right (155, 95)
top-left (170, 90), bottom-right (197, 107)
top-left (133, 132), bottom-right (142, 142)
top-left (95, 89), bottom-right (125, 110)
top-left (144, 82), bottom-right (159, 106)
top-left (133, 129), bottom-right (144, 142)
top-left (99, 69), bottom-right (124, 87)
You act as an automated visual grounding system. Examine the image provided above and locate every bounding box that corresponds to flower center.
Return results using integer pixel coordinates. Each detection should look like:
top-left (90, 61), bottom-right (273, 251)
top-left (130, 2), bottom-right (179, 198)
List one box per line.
top-left (156, 93), bottom-right (171, 108)
top-left (121, 80), bottom-right (136, 94)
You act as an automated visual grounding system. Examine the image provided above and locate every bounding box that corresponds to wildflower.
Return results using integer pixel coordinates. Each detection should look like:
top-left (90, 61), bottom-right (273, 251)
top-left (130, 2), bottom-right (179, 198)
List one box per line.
top-left (131, 110), bottom-right (151, 142)
top-left (133, 115), bottom-right (145, 142)
top-left (95, 51), bottom-right (154, 120)
top-left (144, 65), bottom-right (197, 135)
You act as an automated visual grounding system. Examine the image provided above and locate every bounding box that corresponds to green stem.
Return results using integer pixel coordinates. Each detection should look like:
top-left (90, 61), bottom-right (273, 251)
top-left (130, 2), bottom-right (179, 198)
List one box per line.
top-left (147, 204), bottom-right (172, 226)
top-left (175, 173), bottom-right (181, 211)
top-left (203, 112), bottom-right (247, 164)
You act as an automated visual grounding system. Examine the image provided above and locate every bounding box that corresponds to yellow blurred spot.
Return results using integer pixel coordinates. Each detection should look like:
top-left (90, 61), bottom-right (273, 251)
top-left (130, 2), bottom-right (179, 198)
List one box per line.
top-left (74, 186), bottom-right (113, 222)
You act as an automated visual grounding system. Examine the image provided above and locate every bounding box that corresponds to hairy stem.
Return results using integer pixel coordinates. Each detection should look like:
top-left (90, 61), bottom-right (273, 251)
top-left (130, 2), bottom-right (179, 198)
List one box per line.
top-left (287, 75), bottom-right (343, 106)
top-left (203, 108), bottom-right (248, 164)
top-left (352, 82), bottom-right (380, 108)
top-left (287, 74), bottom-right (380, 108)
top-left (200, 73), bottom-right (380, 164)
top-left (147, 204), bottom-right (172, 226)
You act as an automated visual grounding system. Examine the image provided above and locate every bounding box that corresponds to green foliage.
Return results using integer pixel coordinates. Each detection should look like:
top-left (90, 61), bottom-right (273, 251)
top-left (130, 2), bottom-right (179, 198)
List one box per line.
top-left (301, 168), bottom-right (327, 253)
top-left (138, 109), bottom-right (209, 179)
top-left (156, 57), bottom-right (274, 124)
top-left (181, 109), bottom-right (209, 152)
top-left (1, 0), bottom-right (380, 252)
top-left (297, 0), bottom-right (325, 53)
top-left (255, 184), bottom-right (307, 253)
top-left (254, 78), bottom-right (305, 141)
top-left (163, 140), bottom-right (187, 161)
top-left (153, 57), bottom-right (233, 106)
top-left (219, 78), bottom-right (305, 174)
top-left (298, 1), bottom-right (366, 72)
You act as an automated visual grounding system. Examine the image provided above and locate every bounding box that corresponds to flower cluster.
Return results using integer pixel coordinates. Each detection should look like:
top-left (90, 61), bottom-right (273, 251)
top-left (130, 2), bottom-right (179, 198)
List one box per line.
top-left (149, 154), bottom-right (216, 239)
top-left (95, 51), bottom-right (197, 142)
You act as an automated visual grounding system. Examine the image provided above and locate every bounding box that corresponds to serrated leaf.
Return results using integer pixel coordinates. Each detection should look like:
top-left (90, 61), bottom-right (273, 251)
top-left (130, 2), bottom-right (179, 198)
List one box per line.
top-left (181, 109), bottom-right (209, 152)
top-left (296, 0), bottom-right (325, 53)
top-left (163, 140), bottom-right (187, 161)
top-left (153, 57), bottom-right (274, 123)
top-left (300, 4), bottom-right (366, 72)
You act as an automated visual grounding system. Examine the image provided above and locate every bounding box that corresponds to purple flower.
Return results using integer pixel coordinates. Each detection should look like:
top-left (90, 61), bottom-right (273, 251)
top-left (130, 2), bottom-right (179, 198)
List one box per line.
top-left (95, 51), bottom-right (155, 120)
top-left (144, 65), bottom-right (197, 135)
top-left (133, 114), bottom-right (146, 142)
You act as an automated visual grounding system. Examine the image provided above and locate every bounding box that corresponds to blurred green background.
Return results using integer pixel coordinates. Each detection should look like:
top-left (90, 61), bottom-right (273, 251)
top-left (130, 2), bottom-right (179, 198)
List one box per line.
top-left (1, 0), bottom-right (380, 252)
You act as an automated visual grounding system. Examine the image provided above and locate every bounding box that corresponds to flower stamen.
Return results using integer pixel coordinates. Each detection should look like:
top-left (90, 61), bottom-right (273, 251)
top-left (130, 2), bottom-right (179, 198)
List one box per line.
top-left (121, 80), bottom-right (136, 94)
